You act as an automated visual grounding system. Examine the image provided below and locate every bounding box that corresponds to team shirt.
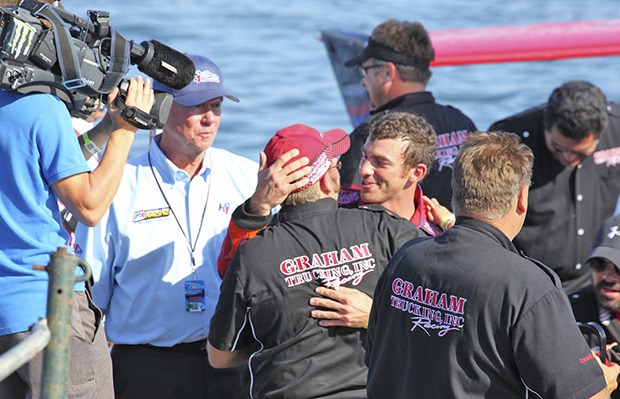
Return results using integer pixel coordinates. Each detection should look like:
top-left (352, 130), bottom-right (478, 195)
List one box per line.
top-left (217, 184), bottom-right (441, 278)
top-left (491, 103), bottom-right (620, 294)
top-left (366, 217), bottom-right (607, 398)
top-left (209, 198), bottom-right (421, 398)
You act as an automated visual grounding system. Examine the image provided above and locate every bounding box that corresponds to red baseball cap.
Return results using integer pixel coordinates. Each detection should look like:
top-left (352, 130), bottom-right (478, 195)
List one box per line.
top-left (263, 124), bottom-right (350, 191)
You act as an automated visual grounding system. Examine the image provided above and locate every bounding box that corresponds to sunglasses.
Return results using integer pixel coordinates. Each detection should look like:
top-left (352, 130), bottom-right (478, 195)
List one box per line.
top-left (360, 63), bottom-right (385, 77)
top-left (545, 131), bottom-right (599, 159)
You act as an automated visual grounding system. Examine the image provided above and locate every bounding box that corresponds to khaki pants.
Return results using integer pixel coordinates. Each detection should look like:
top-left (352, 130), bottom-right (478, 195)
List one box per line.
top-left (0, 291), bottom-right (114, 399)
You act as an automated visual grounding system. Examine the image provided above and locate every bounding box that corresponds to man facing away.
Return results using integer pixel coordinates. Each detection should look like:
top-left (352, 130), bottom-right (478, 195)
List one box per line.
top-left (75, 54), bottom-right (257, 399)
top-left (207, 123), bottom-right (422, 398)
top-left (216, 112), bottom-right (450, 330)
top-left (339, 19), bottom-right (477, 209)
top-left (490, 80), bottom-right (620, 294)
top-left (366, 132), bottom-right (620, 398)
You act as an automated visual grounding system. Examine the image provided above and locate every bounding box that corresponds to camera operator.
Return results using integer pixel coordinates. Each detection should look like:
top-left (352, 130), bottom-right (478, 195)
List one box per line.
top-left (0, 1), bottom-right (155, 395)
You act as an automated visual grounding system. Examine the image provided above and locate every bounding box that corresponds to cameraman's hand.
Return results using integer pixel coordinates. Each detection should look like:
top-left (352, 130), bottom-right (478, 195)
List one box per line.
top-left (106, 76), bottom-right (154, 132)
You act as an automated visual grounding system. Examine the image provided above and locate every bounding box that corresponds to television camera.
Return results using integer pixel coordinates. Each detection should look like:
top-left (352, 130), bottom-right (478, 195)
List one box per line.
top-left (0, 0), bottom-right (195, 129)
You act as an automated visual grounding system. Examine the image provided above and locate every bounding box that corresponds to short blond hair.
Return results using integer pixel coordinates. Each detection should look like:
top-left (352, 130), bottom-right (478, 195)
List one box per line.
top-left (452, 132), bottom-right (533, 219)
top-left (283, 183), bottom-right (321, 206)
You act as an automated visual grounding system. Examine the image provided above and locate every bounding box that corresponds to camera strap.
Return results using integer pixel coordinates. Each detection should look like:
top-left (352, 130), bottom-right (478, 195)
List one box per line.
top-left (116, 96), bottom-right (159, 130)
top-left (21, 1), bottom-right (130, 96)
top-left (24, 1), bottom-right (83, 89)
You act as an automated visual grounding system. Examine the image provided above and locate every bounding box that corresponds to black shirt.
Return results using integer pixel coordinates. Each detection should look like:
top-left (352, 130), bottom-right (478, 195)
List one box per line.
top-left (490, 103), bottom-right (620, 294)
top-left (366, 217), bottom-right (606, 398)
top-left (339, 91), bottom-right (477, 209)
top-left (209, 198), bottom-right (421, 398)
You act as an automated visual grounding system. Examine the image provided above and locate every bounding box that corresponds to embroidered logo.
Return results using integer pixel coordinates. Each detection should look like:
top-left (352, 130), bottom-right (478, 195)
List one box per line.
top-left (219, 202), bottom-right (230, 214)
top-left (279, 243), bottom-right (375, 288)
top-left (132, 207), bottom-right (171, 223)
top-left (435, 129), bottom-right (470, 172)
top-left (391, 277), bottom-right (467, 337)
top-left (194, 69), bottom-right (220, 84)
top-left (593, 147), bottom-right (620, 167)
top-left (608, 225), bottom-right (620, 239)
top-left (72, 243), bottom-right (83, 255)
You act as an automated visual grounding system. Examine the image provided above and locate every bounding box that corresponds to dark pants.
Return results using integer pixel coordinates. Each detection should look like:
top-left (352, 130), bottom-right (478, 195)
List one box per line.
top-left (111, 342), bottom-right (247, 399)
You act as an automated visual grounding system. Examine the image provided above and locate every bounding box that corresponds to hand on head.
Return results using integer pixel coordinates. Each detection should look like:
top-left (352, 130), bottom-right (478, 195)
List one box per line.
top-left (247, 149), bottom-right (311, 215)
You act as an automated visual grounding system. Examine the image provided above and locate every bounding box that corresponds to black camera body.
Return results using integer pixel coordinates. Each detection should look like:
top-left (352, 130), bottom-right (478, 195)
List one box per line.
top-left (0, 0), bottom-right (192, 128)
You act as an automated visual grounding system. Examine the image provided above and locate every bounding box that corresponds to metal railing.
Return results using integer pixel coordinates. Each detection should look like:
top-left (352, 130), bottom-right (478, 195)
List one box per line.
top-left (0, 247), bottom-right (92, 399)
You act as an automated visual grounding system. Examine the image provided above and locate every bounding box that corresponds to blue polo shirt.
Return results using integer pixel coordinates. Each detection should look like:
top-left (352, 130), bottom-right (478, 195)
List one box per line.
top-left (0, 91), bottom-right (89, 335)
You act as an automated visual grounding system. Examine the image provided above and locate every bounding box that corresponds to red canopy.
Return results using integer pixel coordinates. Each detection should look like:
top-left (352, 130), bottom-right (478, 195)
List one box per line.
top-left (430, 19), bottom-right (620, 66)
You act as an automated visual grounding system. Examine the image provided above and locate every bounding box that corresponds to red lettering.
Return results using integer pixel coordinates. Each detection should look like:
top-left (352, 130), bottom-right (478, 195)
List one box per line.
top-left (392, 278), bottom-right (404, 295)
top-left (350, 243), bottom-right (371, 259)
top-left (449, 295), bottom-right (467, 314)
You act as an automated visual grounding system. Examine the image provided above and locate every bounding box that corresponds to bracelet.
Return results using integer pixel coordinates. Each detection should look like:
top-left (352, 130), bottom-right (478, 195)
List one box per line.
top-left (439, 213), bottom-right (456, 230)
top-left (82, 132), bottom-right (101, 156)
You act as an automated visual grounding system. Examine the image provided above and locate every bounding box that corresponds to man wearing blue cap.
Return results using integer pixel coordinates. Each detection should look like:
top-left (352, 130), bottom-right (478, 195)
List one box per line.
top-left (75, 54), bottom-right (257, 398)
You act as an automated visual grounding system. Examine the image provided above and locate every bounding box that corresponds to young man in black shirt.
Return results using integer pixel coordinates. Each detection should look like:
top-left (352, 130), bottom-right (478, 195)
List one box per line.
top-left (490, 81), bottom-right (620, 294)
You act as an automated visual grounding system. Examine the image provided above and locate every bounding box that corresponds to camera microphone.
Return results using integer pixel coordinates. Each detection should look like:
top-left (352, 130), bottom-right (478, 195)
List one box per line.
top-left (130, 40), bottom-right (195, 90)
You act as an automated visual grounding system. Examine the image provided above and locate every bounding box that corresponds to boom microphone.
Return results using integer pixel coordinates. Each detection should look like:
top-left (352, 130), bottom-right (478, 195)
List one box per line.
top-left (130, 40), bottom-right (195, 90)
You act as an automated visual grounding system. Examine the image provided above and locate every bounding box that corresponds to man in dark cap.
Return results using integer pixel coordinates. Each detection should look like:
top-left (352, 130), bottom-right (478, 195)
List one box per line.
top-left (572, 214), bottom-right (620, 346)
top-left (339, 19), bottom-right (477, 209)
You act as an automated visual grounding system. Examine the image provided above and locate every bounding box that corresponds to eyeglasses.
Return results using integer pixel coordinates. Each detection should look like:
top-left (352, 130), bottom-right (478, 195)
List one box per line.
top-left (590, 258), bottom-right (620, 276)
top-left (360, 63), bottom-right (385, 77)
top-left (545, 131), bottom-right (599, 159)
top-left (330, 161), bottom-right (342, 170)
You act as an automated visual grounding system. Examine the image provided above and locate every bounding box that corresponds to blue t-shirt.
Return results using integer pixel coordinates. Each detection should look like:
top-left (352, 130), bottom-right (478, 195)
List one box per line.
top-left (0, 91), bottom-right (90, 335)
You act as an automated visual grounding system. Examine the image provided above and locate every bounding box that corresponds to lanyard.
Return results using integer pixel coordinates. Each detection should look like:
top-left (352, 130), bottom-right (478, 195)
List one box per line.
top-left (148, 152), bottom-right (210, 278)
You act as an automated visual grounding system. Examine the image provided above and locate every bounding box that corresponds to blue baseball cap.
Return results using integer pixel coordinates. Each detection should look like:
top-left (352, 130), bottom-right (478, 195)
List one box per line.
top-left (153, 54), bottom-right (239, 106)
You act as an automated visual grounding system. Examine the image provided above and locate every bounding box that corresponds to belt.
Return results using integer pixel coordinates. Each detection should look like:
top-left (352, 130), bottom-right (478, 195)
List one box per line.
top-left (119, 341), bottom-right (208, 354)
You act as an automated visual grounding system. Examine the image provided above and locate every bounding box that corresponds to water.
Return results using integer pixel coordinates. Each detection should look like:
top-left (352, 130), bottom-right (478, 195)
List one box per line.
top-left (70, 0), bottom-right (620, 162)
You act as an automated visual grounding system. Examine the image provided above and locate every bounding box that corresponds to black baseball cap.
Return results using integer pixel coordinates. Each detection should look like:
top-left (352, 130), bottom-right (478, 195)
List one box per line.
top-left (344, 38), bottom-right (431, 70)
top-left (587, 215), bottom-right (620, 269)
